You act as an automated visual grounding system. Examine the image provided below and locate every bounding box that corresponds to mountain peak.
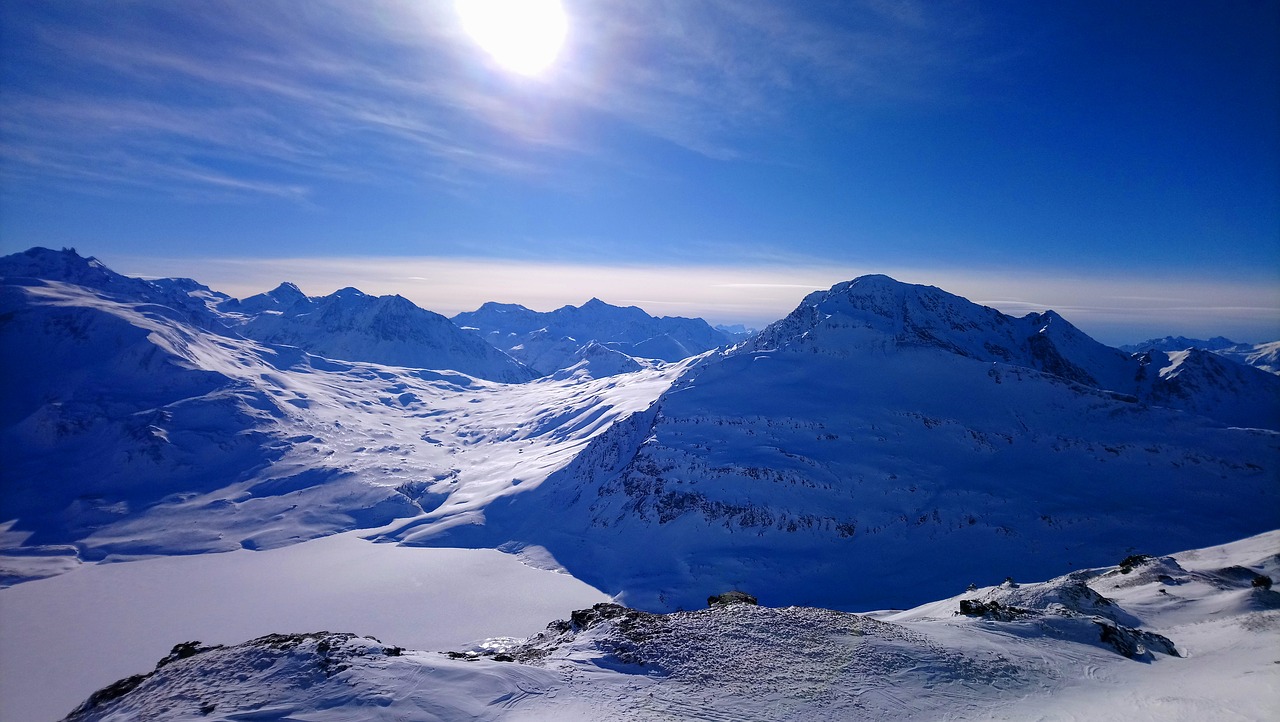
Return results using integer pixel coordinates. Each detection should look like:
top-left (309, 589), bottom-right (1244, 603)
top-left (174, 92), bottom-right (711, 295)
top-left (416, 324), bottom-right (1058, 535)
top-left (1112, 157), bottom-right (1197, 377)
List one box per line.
top-left (738, 274), bottom-right (1143, 390)
top-left (1, 246), bottom-right (121, 287)
top-left (746, 274), bottom-right (1002, 356)
top-left (267, 282), bottom-right (307, 302)
top-left (475, 301), bottom-right (534, 314)
top-left (846, 273), bottom-right (902, 287)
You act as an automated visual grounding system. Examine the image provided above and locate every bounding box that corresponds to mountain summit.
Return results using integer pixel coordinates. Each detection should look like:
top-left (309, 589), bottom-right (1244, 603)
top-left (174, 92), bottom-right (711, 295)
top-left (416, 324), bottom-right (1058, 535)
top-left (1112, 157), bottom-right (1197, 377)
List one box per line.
top-left (744, 274), bottom-right (1130, 386)
top-left (740, 274), bottom-right (1278, 428)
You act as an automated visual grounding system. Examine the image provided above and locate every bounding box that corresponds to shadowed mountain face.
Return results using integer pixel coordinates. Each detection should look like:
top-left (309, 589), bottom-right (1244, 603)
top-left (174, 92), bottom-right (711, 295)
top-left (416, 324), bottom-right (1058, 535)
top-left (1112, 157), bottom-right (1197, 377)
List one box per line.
top-left (388, 276), bottom-right (1280, 611)
top-left (453, 298), bottom-right (732, 375)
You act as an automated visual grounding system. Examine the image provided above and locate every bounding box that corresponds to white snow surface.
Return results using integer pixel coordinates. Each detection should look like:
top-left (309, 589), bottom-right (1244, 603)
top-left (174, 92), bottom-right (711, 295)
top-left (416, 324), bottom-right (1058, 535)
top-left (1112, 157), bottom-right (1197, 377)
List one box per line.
top-left (47, 530), bottom-right (1280, 721)
top-left (0, 531), bottom-right (610, 722)
top-left (1221, 340), bottom-right (1280, 375)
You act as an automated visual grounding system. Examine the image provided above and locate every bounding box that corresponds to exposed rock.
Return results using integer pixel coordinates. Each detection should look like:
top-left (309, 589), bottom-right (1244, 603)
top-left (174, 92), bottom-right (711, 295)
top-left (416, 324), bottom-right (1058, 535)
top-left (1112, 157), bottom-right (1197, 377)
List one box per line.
top-left (1096, 621), bottom-right (1179, 661)
top-left (707, 590), bottom-right (758, 607)
top-left (1117, 554), bottom-right (1151, 574)
top-left (958, 599), bottom-right (1032, 621)
top-left (62, 632), bottom-right (391, 721)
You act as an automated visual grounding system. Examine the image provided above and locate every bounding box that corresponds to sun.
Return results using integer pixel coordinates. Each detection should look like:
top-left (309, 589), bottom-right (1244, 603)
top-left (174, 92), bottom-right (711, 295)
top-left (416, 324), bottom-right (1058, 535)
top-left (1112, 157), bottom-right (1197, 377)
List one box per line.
top-left (456, 0), bottom-right (569, 77)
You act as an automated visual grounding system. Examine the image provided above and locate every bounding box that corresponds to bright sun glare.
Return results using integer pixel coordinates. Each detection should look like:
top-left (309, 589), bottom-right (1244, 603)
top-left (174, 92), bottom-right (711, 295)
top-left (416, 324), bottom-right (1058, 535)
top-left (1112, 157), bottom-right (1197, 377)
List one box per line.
top-left (456, 0), bottom-right (568, 77)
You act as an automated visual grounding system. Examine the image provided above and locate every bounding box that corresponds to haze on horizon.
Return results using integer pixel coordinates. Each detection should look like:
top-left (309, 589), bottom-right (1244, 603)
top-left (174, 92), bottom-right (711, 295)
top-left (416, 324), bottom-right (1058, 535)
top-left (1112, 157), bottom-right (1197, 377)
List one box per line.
top-left (1, 0), bottom-right (1277, 343)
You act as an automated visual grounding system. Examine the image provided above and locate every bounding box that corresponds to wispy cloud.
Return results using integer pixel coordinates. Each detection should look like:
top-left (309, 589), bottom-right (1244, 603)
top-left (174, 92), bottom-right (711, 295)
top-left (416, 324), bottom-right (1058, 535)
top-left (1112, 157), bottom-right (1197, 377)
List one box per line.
top-left (0, 0), bottom-right (980, 200)
top-left (108, 253), bottom-right (1280, 345)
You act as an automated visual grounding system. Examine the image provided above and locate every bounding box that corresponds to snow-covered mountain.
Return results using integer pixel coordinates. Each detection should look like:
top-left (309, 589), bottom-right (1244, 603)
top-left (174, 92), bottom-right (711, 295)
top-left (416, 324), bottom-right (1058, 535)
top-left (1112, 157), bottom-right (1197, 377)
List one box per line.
top-left (227, 283), bottom-right (534, 383)
top-left (1120, 335), bottom-right (1239, 353)
top-left (1123, 335), bottom-right (1280, 375)
top-left (385, 275), bottom-right (1279, 611)
top-left (714, 322), bottom-right (756, 341)
top-left (3, 254), bottom-right (1276, 617)
top-left (59, 531), bottom-right (1280, 721)
top-left (735, 276), bottom-right (1280, 428)
top-left (453, 298), bottom-right (731, 375)
top-left (0, 248), bottom-right (661, 582)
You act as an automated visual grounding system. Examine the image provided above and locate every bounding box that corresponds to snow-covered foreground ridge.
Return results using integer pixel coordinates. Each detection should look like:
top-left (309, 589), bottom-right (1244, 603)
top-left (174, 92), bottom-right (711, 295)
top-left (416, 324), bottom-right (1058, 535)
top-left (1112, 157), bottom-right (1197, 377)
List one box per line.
top-left (62, 531), bottom-right (1280, 721)
top-left (1, 246), bottom-right (1277, 612)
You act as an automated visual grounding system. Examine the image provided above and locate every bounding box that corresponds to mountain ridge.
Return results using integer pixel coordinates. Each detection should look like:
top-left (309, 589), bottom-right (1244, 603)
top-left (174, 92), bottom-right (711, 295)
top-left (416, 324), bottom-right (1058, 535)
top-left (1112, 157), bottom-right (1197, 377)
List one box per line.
top-left (453, 297), bottom-right (732, 376)
top-left (1121, 335), bottom-right (1280, 375)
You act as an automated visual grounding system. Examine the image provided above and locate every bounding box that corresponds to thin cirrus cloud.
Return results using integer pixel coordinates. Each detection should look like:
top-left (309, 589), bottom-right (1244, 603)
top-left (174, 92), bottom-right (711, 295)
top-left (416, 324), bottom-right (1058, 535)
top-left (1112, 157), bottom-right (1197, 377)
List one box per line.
top-left (112, 254), bottom-right (1280, 345)
top-left (0, 0), bottom-right (971, 200)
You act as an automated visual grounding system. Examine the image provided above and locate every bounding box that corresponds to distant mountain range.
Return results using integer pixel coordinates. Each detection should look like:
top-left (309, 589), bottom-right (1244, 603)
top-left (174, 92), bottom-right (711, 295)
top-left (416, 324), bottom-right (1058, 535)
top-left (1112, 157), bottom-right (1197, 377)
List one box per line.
top-left (1120, 335), bottom-right (1280, 374)
top-left (224, 281), bottom-right (535, 383)
top-left (1, 248), bottom-right (1276, 616)
top-left (453, 299), bottom-right (732, 376)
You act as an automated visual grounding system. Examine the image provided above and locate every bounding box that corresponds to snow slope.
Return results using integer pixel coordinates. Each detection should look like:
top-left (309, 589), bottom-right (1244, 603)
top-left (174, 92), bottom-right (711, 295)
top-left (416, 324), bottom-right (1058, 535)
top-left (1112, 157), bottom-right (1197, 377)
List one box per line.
top-left (454, 297), bottom-right (731, 375)
top-left (0, 531), bottom-right (609, 722)
top-left (1226, 340), bottom-right (1280, 374)
top-left (0, 248), bottom-right (685, 583)
top-left (57, 530), bottom-right (1280, 721)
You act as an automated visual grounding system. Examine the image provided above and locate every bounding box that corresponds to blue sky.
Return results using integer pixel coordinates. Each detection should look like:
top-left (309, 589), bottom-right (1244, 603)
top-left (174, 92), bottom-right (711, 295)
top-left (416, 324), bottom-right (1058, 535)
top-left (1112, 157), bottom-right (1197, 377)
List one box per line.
top-left (1, 0), bottom-right (1277, 342)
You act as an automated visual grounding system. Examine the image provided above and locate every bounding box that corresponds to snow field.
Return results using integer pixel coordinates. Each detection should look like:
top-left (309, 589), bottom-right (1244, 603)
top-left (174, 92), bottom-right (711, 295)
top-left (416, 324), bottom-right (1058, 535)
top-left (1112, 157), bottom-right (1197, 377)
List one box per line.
top-left (0, 531), bottom-right (610, 722)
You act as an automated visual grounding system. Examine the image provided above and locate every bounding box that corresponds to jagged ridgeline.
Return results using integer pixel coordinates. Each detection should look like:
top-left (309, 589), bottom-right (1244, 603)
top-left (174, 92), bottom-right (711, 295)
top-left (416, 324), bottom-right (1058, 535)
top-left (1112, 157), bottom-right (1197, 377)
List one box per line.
top-left (452, 298), bottom-right (733, 376)
top-left (1, 247), bottom-right (1277, 613)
